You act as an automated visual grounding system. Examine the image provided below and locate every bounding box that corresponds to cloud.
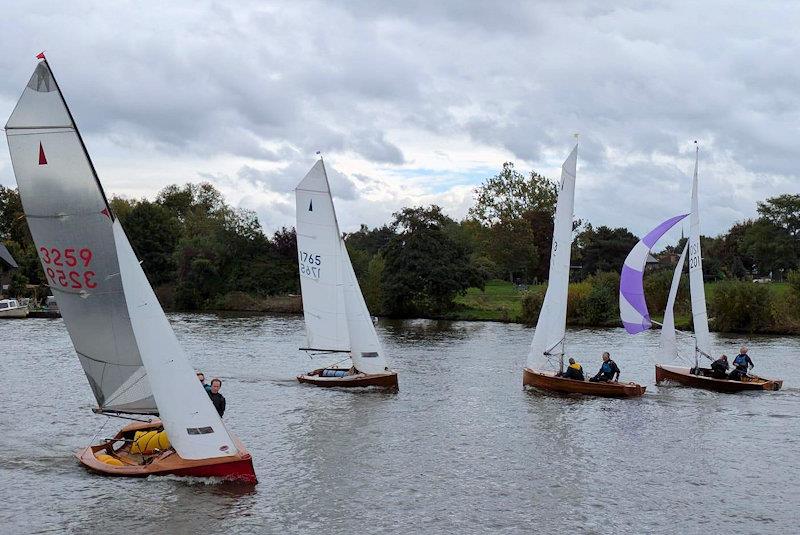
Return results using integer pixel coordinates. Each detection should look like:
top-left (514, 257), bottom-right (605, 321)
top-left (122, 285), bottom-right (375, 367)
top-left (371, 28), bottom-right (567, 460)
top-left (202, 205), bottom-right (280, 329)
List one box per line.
top-left (1, 1), bottom-right (799, 239)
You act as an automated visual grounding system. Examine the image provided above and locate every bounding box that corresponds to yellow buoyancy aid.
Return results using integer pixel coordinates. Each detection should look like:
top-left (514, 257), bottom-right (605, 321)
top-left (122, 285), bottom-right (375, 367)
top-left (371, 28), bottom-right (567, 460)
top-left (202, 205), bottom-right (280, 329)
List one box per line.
top-left (94, 453), bottom-right (124, 466)
top-left (569, 362), bottom-right (582, 371)
top-left (130, 429), bottom-right (171, 455)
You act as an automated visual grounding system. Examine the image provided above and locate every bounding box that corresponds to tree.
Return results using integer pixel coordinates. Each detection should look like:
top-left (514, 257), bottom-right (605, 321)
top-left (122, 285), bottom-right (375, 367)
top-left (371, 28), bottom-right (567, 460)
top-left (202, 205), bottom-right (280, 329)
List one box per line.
top-left (381, 205), bottom-right (487, 315)
top-left (468, 163), bottom-right (557, 225)
top-left (575, 225), bottom-right (638, 279)
top-left (757, 194), bottom-right (800, 238)
top-left (739, 219), bottom-right (797, 276)
top-left (120, 200), bottom-right (180, 285)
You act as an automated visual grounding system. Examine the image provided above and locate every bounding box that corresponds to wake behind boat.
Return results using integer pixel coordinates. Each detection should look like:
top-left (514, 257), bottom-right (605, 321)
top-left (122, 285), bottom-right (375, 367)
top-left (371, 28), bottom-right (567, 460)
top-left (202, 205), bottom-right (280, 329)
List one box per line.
top-left (522, 141), bottom-right (645, 398)
top-left (294, 159), bottom-right (398, 389)
top-left (5, 56), bottom-right (256, 482)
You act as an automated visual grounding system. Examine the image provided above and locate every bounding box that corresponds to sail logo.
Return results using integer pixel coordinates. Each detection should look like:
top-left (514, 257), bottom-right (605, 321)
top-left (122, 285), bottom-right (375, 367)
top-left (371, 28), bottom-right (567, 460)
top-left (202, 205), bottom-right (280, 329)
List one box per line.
top-left (309, 199), bottom-right (313, 211)
top-left (38, 142), bottom-right (47, 165)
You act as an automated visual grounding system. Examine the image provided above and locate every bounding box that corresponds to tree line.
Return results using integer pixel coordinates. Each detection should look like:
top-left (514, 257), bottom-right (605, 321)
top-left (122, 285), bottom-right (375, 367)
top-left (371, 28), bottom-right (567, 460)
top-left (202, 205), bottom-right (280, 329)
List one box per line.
top-left (1, 163), bottom-right (799, 327)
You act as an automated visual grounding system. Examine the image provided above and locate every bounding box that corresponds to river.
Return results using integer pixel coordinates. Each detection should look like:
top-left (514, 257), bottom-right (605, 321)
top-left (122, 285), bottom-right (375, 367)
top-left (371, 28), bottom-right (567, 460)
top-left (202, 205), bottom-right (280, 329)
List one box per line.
top-left (1, 314), bottom-right (798, 534)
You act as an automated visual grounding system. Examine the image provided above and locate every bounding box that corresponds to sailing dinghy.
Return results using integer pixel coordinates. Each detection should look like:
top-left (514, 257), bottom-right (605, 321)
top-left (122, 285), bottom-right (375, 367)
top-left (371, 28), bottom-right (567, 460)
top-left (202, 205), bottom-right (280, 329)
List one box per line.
top-left (5, 56), bottom-right (257, 481)
top-left (522, 142), bottom-right (645, 398)
top-left (294, 159), bottom-right (398, 389)
top-left (650, 147), bottom-right (781, 392)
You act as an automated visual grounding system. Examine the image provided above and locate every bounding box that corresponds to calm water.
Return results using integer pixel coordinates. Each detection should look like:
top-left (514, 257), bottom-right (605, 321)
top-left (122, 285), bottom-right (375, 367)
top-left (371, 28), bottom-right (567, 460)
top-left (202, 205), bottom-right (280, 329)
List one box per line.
top-left (1, 314), bottom-right (798, 534)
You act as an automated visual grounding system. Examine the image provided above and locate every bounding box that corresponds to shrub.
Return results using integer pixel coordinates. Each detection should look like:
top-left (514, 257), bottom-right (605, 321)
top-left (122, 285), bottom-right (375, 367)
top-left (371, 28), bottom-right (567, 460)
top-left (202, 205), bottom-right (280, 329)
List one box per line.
top-left (788, 269), bottom-right (800, 298)
top-left (521, 285), bottom-right (546, 325)
top-left (708, 281), bottom-right (771, 333)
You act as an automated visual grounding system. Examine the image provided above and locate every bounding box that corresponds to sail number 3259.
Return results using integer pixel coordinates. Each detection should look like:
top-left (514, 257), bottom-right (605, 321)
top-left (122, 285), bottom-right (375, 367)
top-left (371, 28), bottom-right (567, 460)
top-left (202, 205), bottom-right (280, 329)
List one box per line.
top-left (39, 246), bottom-right (97, 289)
top-left (299, 250), bottom-right (321, 279)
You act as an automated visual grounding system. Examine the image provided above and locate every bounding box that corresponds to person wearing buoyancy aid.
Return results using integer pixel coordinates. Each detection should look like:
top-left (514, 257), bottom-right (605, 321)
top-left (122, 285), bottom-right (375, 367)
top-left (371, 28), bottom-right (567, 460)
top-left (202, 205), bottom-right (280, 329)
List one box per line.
top-left (590, 352), bottom-right (620, 382)
top-left (561, 358), bottom-right (584, 380)
top-left (729, 346), bottom-right (754, 381)
top-left (710, 355), bottom-right (729, 379)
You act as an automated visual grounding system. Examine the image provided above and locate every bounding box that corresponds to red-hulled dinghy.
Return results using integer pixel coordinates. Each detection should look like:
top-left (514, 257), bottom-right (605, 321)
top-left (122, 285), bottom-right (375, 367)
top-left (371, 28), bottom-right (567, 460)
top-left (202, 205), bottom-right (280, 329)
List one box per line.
top-left (6, 56), bottom-right (257, 483)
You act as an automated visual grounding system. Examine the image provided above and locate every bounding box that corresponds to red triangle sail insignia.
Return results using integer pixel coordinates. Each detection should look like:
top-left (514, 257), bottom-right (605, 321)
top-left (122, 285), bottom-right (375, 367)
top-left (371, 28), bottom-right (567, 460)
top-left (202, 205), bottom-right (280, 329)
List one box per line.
top-left (38, 142), bottom-right (47, 165)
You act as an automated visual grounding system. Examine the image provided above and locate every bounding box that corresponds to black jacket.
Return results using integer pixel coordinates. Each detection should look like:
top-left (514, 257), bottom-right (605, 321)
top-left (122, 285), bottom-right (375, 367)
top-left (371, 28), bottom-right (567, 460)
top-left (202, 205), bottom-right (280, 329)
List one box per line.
top-left (208, 391), bottom-right (226, 417)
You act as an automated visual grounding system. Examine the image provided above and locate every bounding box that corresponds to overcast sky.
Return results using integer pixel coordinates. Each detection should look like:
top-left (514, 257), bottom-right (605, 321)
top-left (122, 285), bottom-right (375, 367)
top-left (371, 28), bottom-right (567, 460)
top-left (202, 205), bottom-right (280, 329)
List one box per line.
top-left (2, 1), bottom-right (799, 243)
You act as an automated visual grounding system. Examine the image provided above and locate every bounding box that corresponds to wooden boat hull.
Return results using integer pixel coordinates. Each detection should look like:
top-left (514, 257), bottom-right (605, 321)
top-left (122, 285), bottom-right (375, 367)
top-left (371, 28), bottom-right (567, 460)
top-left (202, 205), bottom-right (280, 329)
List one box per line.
top-left (76, 420), bottom-right (257, 483)
top-left (523, 367), bottom-right (646, 398)
top-left (298, 368), bottom-right (399, 389)
top-left (655, 364), bottom-right (782, 393)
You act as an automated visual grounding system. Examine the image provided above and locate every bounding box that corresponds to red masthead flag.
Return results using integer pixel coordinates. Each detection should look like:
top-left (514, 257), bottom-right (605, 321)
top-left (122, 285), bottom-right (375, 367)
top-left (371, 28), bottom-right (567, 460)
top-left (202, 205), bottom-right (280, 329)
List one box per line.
top-left (36, 52), bottom-right (46, 60)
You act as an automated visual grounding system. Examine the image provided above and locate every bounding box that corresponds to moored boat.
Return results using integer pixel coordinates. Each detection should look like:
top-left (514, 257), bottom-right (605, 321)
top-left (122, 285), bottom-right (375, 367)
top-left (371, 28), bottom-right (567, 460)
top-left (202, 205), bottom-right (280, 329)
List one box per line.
top-left (523, 140), bottom-right (645, 398)
top-left (5, 55), bottom-right (257, 483)
top-left (655, 364), bottom-right (782, 392)
top-left (294, 159), bottom-right (398, 390)
top-left (0, 298), bottom-right (28, 318)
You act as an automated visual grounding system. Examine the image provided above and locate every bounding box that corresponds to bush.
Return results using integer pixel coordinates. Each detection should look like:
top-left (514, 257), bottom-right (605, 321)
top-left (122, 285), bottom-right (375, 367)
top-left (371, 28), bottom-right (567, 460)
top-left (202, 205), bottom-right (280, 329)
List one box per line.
top-left (708, 281), bottom-right (771, 333)
top-left (520, 286), bottom-right (546, 325)
top-left (788, 269), bottom-right (800, 298)
top-left (580, 283), bottom-right (615, 325)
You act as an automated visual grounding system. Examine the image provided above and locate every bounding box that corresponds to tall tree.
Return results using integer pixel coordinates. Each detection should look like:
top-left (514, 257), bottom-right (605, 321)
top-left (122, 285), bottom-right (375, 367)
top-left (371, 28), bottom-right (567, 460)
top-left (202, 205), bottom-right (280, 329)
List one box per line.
top-left (757, 194), bottom-right (800, 238)
top-left (468, 162), bottom-right (557, 225)
top-left (575, 225), bottom-right (638, 279)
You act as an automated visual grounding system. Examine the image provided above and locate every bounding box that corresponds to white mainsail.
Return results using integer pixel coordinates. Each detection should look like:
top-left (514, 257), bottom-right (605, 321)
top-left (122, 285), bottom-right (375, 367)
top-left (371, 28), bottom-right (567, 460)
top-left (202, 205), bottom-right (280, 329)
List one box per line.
top-left (295, 159), bottom-right (390, 372)
top-left (688, 146), bottom-right (712, 357)
top-left (527, 144), bottom-right (578, 369)
top-left (659, 242), bottom-right (688, 361)
top-left (6, 59), bottom-right (236, 460)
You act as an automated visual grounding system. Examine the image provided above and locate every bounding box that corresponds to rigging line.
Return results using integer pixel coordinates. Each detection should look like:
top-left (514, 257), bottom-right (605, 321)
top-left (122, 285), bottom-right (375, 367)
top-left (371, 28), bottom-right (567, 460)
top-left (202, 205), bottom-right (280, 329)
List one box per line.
top-left (77, 350), bottom-right (143, 366)
top-left (82, 415), bottom-right (111, 457)
top-left (103, 372), bottom-right (150, 406)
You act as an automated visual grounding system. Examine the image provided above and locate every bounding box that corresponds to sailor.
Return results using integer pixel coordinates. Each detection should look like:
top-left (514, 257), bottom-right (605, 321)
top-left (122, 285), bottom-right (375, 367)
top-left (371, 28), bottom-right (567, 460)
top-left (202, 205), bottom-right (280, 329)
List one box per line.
top-left (196, 371), bottom-right (211, 393)
top-left (729, 346), bottom-right (754, 381)
top-left (590, 352), bottom-right (620, 382)
top-left (208, 378), bottom-right (226, 417)
top-left (710, 355), bottom-right (730, 379)
top-left (561, 358), bottom-right (584, 380)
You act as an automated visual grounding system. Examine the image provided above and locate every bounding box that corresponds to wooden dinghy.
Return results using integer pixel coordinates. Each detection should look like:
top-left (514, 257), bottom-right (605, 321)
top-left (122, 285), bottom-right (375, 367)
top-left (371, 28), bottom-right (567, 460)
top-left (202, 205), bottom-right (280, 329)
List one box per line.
top-left (655, 364), bottom-right (782, 393)
top-left (294, 159), bottom-right (398, 390)
top-left (77, 420), bottom-right (256, 482)
top-left (298, 367), bottom-right (398, 389)
top-left (523, 368), bottom-right (646, 398)
top-left (7, 56), bottom-right (257, 483)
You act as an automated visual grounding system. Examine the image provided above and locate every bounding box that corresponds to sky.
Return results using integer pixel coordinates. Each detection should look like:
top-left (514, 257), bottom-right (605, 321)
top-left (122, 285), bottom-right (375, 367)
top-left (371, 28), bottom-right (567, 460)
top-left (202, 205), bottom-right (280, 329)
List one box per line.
top-left (1, 1), bottom-right (799, 242)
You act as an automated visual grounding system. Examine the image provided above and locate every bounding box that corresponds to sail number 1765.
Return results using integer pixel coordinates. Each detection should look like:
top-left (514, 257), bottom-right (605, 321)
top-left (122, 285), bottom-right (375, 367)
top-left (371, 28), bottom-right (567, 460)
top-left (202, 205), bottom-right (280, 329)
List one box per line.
top-left (299, 251), bottom-right (322, 279)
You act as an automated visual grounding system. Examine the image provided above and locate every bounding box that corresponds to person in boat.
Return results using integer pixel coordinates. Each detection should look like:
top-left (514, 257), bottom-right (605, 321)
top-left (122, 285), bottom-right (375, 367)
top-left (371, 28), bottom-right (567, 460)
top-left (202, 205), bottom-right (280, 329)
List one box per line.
top-left (558, 358), bottom-right (584, 380)
top-left (729, 347), bottom-right (754, 381)
top-left (208, 378), bottom-right (226, 417)
top-left (710, 355), bottom-right (730, 379)
top-left (196, 371), bottom-right (211, 393)
top-left (589, 352), bottom-right (620, 383)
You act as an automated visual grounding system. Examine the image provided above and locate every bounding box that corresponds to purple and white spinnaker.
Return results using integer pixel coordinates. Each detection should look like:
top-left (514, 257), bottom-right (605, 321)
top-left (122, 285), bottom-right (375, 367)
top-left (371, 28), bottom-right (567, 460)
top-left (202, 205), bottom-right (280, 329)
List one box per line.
top-left (619, 214), bottom-right (688, 334)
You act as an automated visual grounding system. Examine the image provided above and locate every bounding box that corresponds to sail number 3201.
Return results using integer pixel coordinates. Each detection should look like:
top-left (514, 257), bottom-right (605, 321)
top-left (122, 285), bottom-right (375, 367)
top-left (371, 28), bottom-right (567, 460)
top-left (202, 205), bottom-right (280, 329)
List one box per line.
top-left (39, 246), bottom-right (97, 289)
top-left (299, 250), bottom-right (321, 279)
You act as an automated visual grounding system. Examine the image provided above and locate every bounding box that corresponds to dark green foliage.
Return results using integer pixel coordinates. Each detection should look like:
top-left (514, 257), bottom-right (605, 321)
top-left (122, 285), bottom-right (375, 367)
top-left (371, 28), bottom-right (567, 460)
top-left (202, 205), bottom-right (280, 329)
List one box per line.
top-left (381, 205), bottom-right (487, 315)
top-left (757, 194), bottom-right (800, 238)
top-left (578, 271), bottom-right (620, 325)
top-left (520, 286), bottom-right (546, 325)
top-left (118, 200), bottom-right (179, 285)
top-left (788, 270), bottom-right (800, 297)
top-left (708, 281), bottom-right (771, 333)
top-left (575, 225), bottom-right (638, 280)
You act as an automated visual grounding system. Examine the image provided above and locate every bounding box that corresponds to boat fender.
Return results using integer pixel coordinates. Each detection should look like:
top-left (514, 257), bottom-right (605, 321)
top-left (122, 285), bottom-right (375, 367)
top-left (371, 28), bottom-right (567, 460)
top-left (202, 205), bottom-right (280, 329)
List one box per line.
top-left (131, 430), bottom-right (171, 454)
top-left (95, 453), bottom-right (124, 466)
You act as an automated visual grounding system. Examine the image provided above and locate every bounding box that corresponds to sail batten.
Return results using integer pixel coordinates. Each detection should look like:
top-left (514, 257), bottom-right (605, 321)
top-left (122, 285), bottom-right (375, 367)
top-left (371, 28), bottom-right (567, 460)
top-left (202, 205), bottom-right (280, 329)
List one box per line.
top-left (527, 144), bottom-right (577, 368)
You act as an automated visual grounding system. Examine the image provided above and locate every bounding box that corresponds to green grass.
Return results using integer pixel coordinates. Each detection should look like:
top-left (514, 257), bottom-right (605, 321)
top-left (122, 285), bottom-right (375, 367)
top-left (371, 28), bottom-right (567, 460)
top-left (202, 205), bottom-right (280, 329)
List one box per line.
top-left (452, 279), bottom-right (525, 321)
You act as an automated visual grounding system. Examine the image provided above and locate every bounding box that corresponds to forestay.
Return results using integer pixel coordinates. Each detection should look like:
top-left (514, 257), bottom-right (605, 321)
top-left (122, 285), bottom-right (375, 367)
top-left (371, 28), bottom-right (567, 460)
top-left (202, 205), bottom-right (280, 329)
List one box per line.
top-left (619, 213), bottom-right (688, 334)
top-left (660, 242), bottom-right (688, 361)
top-left (5, 60), bottom-right (155, 414)
top-left (527, 144), bottom-right (577, 369)
top-left (688, 147), bottom-right (712, 357)
top-left (295, 160), bottom-right (390, 373)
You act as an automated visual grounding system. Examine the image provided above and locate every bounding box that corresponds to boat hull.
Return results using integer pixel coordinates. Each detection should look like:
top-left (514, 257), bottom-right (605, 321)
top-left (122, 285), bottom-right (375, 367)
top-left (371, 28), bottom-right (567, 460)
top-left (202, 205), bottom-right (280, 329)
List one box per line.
top-left (76, 420), bottom-right (257, 483)
top-left (298, 368), bottom-right (399, 389)
top-left (523, 367), bottom-right (646, 398)
top-left (655, 364), bottom-right (782, 393)
top-left (0, 306), bottom-right (28, 318)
